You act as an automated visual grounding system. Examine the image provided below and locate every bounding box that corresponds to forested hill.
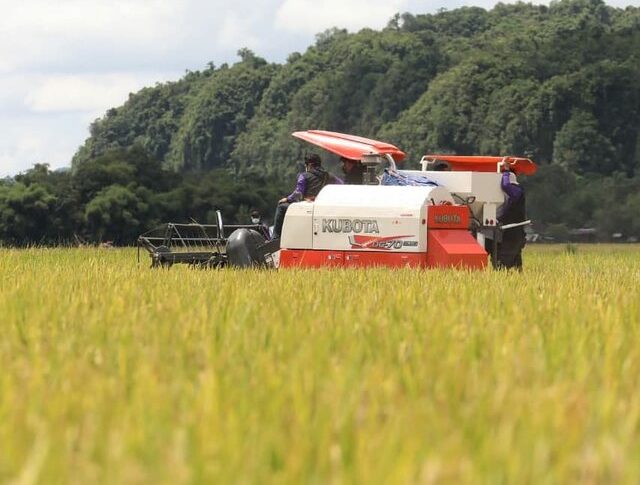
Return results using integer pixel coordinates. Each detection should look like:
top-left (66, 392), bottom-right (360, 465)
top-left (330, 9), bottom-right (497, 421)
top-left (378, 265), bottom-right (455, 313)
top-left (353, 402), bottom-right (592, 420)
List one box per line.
top-left (75, 0), bottom-right (640, 177)
top-left (2, 0), bottom-right (640, 245)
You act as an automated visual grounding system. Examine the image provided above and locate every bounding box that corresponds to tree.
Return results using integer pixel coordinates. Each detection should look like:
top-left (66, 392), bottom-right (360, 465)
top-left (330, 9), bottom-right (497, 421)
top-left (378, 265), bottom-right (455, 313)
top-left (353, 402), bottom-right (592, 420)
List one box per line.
top-left (84, 185), bottom-right (153, 244)
top-left (553, 110), bottom-right (616, 175)
top-left (0, 182), bottom-right (57, 244)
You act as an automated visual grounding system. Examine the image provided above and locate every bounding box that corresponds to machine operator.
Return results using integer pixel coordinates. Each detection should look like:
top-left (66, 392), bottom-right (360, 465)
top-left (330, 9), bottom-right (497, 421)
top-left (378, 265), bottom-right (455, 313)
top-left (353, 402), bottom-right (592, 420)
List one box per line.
top-left (271, 154), bottom-right (343, 240)
top-left (340, 157), bottom-right (365, 184)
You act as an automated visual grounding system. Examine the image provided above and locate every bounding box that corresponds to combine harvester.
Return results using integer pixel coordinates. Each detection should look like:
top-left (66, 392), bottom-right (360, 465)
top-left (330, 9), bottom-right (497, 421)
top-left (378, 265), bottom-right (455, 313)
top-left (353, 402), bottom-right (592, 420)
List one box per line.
top-left (138, 131), bottom-right (536, 270)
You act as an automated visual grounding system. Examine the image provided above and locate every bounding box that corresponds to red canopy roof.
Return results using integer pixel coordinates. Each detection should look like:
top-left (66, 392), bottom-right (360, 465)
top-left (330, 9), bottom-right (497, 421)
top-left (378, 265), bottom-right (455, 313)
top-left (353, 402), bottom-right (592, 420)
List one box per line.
top-left (292, 130), bottom-right (406, 162)
top-left (423, 155), bottom-right (537, 176)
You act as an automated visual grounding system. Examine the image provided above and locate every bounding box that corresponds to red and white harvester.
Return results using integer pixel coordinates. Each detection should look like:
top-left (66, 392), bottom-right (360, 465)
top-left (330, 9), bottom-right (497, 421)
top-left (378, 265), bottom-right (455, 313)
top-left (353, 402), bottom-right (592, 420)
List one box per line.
top-left (138, 131), bottom-right (536, 270)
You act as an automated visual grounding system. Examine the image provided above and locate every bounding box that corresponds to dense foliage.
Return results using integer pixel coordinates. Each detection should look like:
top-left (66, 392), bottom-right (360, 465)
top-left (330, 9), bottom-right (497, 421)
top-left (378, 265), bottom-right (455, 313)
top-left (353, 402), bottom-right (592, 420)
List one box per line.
top-left (0, 151), bottom-right (288, 245)
top-left (2, 0), bottom-right (639, 244)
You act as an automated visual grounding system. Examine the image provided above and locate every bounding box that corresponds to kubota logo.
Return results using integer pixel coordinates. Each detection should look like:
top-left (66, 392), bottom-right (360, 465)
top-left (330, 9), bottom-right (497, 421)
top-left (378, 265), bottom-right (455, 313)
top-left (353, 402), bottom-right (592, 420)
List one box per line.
top-left (322, 218), bottom-right (380, 234)
top-left (434, 214), bottom-right (462, 224)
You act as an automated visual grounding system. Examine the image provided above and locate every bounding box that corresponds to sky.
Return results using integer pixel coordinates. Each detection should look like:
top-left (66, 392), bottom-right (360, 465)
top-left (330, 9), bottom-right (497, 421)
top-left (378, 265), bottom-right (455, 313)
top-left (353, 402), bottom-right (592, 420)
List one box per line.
top-left (1, 0), bottom-right (638, 177)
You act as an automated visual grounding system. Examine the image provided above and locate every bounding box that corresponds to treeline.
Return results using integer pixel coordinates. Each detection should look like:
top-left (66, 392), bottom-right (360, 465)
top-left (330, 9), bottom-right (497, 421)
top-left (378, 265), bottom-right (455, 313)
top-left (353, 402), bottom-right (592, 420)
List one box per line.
top-left (0, 147), bottom-right (288, 245)
top-left (2, 0), bottom-right (640, 244)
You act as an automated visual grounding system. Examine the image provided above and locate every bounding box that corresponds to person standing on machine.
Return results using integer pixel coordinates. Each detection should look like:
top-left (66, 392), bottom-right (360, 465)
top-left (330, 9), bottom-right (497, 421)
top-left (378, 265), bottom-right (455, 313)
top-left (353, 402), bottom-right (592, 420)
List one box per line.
top-left (493, 162), bottom-right (527, 270)
top-left (271, 154), bottom-right (342, 240)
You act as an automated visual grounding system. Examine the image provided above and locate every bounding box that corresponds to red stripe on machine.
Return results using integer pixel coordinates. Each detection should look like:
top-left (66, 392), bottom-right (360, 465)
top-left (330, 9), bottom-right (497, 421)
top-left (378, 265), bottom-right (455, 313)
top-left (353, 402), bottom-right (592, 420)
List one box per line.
top-left (349, 234), bottom-right (413, 250)
top-left (280, 249), bottom-right (426, 268)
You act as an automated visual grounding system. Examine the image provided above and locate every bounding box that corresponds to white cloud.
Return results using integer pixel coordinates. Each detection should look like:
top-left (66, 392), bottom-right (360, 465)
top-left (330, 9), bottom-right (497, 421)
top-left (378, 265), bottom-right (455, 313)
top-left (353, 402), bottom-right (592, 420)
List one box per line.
top-left (215, 12), bottom-right (264, 50)
top-left (0, 75), bottom-right (31, 113)
top-left (0, 0), bottom-right (177, 73)
top-left (0, 113), bottom-right (84, 176)
top-left (0, 0), bottom-right (286, 74)
top-left (24, 73), bottom-right (178, 113)
top-left (607, 0), bottom-right (640, 5)
top-left (275, 0), bottom-right (408, 34)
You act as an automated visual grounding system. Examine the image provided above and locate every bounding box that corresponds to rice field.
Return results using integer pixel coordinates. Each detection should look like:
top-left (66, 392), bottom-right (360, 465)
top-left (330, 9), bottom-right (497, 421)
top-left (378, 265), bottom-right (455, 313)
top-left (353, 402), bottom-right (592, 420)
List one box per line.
top-left (1, 245), bottom-right (639, 484)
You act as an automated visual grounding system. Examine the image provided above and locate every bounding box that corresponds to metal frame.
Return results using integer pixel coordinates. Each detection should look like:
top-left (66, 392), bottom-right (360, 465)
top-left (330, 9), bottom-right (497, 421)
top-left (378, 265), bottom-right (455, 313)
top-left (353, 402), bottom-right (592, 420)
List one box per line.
top-left (137, 210), bottom-right (270, 268)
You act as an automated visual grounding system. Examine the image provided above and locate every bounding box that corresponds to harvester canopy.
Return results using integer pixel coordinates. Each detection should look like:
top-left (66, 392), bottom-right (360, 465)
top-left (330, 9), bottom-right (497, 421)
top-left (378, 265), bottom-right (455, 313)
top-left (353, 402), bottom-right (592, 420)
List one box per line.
top-left (292, 130), bottom-right (406, 162)
top-left (422, 155), bottom-right (537, 176)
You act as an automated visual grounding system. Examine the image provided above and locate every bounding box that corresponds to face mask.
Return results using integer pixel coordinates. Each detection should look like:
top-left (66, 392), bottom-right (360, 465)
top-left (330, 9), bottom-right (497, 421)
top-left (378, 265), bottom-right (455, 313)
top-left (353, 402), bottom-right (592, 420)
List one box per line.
top-left (251, 217), bottom-right (260, 224)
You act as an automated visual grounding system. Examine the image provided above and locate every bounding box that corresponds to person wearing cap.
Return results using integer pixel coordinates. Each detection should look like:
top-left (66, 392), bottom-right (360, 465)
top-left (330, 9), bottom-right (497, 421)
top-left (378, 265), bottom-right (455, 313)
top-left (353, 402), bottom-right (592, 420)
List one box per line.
top-left (340, 156), bottom-right (365, 184)
top-left (491, 163), bottom-right (527, 269)
top-left (249, 210), bottom-right (270, 239)
top-left (271, 154), bottom-right (343, 240)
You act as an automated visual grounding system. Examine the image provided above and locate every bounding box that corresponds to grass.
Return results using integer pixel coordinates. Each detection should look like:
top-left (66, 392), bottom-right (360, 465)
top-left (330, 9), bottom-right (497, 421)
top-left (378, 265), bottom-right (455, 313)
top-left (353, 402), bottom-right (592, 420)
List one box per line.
top-left (1, 245), bottom-right (639, 484)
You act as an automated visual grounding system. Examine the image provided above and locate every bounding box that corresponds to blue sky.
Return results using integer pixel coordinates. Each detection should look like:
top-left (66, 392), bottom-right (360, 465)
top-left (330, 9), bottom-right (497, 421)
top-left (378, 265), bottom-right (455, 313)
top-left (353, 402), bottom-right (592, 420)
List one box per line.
top-left (1, 0), bottom-right (638, 176)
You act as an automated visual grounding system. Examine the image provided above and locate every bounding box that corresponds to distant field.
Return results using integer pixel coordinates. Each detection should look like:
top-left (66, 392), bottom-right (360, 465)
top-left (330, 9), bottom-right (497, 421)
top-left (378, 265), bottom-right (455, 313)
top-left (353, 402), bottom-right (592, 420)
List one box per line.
top-left (1, 245), bottom-right (639, 484)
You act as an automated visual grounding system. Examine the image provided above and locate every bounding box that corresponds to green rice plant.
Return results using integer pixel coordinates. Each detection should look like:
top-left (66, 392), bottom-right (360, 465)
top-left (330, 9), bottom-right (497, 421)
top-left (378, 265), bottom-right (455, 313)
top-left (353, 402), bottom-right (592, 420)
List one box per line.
top-left (0, 245), bottom-right (639, 484)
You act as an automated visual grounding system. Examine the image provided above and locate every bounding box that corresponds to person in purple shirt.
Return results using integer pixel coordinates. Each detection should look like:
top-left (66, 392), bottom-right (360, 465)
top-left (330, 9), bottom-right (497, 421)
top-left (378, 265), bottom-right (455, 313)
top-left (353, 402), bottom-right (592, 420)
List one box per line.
top-left (489, 166), bottom-right (527, 269)
top-left (271, 154), bottom-right (343, 239)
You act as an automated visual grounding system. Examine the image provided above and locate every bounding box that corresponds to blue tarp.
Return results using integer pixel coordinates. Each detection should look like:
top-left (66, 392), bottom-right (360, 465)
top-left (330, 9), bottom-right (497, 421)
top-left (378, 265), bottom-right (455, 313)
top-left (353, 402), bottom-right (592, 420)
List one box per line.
top-left (381, 169), bottom-right (440, 187)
